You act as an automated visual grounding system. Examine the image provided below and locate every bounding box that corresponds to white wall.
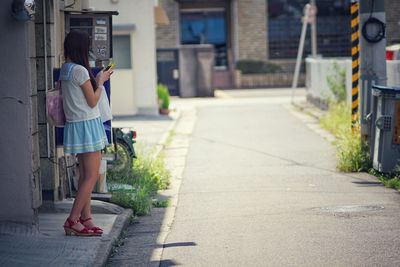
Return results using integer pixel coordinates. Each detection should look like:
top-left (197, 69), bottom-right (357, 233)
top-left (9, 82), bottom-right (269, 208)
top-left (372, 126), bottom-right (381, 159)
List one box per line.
top-left (306, 58), bottom-right (352, 105)
top-left (111, 69), bottom-right (136, 115)
top-left (88, 0), bottom-right (158, 116)
top-left (306, 58), bottom-right (400, 105)
top-left (387, 60), bottom-right (400, 87)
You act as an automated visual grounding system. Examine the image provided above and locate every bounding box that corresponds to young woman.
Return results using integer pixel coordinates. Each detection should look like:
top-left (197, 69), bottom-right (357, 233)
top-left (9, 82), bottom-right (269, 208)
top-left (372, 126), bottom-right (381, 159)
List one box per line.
top-left (61, 30), bottom-right (113, 236)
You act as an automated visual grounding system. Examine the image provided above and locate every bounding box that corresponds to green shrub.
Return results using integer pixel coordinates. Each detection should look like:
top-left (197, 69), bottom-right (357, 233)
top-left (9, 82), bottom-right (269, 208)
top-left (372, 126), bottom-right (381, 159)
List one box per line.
top-left (157, 84), bottom-right (170, 109)
top-left (236, 60), bottom-right (283, 74)
top-left (335, 125), bottom-right (371, 172)
top-left (321, 64), bottom-right (370, 173)
top-left (108, 149), bottom-right (171, 216)
top-left (132, 153), bottom-right (170, 191)
top-left (326, 62), bottom-right (347, 104)
top-left (320, 102), bottom-right (371, 172)
top-left (320, 102), bottom-right (349, 137)
top-left (369, 169), bottom-right (400, 191)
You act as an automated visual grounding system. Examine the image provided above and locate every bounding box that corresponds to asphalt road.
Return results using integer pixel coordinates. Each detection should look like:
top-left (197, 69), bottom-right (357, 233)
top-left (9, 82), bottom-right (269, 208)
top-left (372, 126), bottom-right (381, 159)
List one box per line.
top-left (160, 95), bottom-right (400, 266)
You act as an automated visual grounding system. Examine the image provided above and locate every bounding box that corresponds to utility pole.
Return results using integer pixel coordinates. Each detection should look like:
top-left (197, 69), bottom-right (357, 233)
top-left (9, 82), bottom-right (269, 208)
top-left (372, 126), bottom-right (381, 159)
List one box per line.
top-left (291, 2), bottom-right (317, 102)
top-left (359, 0), bottom-right (387, 158)
top-left (310, 0), bottom-right (317, 58)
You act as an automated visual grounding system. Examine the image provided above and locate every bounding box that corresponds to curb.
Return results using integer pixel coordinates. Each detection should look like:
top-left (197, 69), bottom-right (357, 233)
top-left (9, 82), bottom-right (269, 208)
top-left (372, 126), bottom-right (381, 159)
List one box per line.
top-left (153, 110), bottom-right (183, 159)
top-left (149, 108), bottom-right (196, 266)
top-left (291, 100), bottom-right (324, 120)
top-left (93, 208), bottom-right (133, 267)
top-left (214, 89), bottom-right (233, 99)
top-left (285, 102), bottom-right (336, 144)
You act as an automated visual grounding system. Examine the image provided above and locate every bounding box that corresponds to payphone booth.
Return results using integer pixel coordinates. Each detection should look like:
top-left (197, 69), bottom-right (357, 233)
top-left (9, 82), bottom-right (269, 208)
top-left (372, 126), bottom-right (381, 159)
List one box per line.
top-left (54, 11), bottom-right (118, 146)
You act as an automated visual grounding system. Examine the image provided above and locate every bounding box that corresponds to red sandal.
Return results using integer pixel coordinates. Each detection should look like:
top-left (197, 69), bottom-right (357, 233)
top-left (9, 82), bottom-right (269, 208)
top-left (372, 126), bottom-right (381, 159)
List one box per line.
top-left (79, 217), bottom-right (103, 236)
top-left (63, 218), bottom-right (94, 236)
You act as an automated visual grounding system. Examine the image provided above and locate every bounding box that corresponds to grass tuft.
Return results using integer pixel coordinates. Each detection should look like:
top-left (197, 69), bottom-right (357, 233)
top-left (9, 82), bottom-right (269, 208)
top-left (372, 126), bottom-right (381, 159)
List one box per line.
top-left (152, 199), bottom-right (170, 208)
top-left (320, 102), bottom-right (371, 172)
top-left (369, 169), bottom-right (400, 191)
top-left (320, 102), bottom-right (349, 137)
top-left (107, 147), bottom-right (171, 216)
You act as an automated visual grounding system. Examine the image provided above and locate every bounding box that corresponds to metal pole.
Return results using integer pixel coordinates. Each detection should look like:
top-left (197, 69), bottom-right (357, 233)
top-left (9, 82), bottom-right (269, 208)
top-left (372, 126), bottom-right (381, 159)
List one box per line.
top-left (351, 0), bottom-right (360, 125)
top-left (310, 0), bottom-right (317, 58)
top-left (291, 4), bottom-right (310, 102)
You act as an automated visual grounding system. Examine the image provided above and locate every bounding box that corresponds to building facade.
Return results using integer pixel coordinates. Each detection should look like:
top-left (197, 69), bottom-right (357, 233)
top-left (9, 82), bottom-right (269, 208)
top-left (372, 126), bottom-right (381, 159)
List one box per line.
top-left (88, 0), bottom-right (160, 116)
top-left (268, 0), bottom-right (351, 59)
top-left (385, 0), bottom-right (400, 46)
top-left (156, 0), bottom-right (268, 90)
top-left (157, 0), bottom-right (400, 90)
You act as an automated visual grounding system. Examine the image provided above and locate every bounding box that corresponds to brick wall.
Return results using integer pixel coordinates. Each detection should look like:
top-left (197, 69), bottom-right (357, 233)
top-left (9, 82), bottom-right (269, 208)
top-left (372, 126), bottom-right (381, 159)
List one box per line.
top-left (385, 0), bottom-right (400, 45)
top-left (156, 0), bottom-right (179, 49)
top-left (236, 0), bottom-right (268, 60)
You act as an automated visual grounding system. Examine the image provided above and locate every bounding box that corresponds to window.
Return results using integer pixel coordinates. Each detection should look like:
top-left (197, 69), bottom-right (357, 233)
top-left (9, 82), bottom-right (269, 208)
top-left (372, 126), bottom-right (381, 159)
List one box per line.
top-left (112, 35), bottom-right (132, 69)
top-left (268, 0), bottom-right (351, 59)
top-left (180, 11), bottom-right (228, 67)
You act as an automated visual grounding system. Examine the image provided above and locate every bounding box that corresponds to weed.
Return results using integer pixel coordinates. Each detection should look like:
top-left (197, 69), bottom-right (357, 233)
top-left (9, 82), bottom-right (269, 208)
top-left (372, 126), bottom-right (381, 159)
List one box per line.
top-left (133, 152), bottom-right (171, 191)
top-left (129, 214), bottom-right (139, 224)
top-left (326, 62), bottom-right (347, 104)
top-left (369, 169), bottom-right (400, 191)
top-left (109, 230), bottom-right (127, 258)
top-left (153, 199), bottom-right (170, 208)
top-left (335, 125), bottom-right (371, 172)
top-left (107, 147), bottom-right (171, 216)
top-left (320, 102), bottom-right (349, 137)
top-left (320, 102), bottom-right (371, 172)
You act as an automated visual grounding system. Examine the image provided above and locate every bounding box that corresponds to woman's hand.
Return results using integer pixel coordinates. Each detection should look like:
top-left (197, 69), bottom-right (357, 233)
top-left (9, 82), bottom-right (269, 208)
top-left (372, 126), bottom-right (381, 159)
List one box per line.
top-left (96, 69), bottom-right (113, 86)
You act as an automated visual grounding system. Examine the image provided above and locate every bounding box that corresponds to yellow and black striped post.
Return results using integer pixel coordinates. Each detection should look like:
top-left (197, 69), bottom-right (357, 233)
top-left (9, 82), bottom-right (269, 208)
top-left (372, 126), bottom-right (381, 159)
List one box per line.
top-left (351, 0), bottom-right (360, 125)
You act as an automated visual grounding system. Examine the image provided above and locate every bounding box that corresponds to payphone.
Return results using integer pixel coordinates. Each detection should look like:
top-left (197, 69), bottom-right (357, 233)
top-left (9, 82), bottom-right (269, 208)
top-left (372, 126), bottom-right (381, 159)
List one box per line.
top-left (65, 11), bottom-right (118, 64)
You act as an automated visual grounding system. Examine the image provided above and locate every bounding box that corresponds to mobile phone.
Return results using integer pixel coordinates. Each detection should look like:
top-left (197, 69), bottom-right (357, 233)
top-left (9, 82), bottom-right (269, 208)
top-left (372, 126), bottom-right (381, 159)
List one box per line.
top-left (104, 62), bottom-right (115, 71)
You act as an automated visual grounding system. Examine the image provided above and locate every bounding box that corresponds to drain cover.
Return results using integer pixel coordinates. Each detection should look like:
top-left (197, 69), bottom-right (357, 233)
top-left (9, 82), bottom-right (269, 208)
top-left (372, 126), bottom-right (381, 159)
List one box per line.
top-left (318, 205), bottom-right (384, 213)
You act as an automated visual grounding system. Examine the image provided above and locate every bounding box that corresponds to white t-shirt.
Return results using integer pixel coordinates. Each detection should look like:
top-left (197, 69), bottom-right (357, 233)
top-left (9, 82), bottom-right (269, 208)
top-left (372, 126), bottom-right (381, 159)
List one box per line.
top-left (61, 63), bottom-right (100, 122)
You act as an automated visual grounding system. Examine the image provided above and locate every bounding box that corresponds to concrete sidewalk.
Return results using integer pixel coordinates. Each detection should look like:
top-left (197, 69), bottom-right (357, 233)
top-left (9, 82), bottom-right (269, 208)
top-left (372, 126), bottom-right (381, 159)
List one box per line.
top-left (112, 111), bottom-right (181, 157)
top-left (0, 111), bottom-right (180, 267)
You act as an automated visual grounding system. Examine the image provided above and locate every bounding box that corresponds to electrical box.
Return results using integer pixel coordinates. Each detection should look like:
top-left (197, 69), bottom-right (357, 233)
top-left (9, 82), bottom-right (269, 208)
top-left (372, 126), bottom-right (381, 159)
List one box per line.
top-left (65, 12), bottom-right (116, 61)
top-left (372, 85), bottom-right (400, 173)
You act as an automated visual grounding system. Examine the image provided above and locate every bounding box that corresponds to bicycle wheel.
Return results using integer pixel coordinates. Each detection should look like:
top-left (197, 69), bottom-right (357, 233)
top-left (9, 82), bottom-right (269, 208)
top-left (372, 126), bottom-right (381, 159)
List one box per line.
top-left (105, 140), bottom-right (133, 172)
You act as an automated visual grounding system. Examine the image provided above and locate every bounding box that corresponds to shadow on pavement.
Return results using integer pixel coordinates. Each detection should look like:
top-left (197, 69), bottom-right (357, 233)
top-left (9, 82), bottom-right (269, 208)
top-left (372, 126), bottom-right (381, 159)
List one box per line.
top-left (163, 242), bottom-right (197, 248)
top-left (157, 259), bottom-right (181, 266)
top-left (352, 181), bottom-right (384, 187)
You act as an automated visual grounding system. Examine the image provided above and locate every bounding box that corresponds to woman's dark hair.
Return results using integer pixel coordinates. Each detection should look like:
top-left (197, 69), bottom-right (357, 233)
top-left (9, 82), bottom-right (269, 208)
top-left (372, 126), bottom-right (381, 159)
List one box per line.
top-left (64, 30), bottom-right (97, 90)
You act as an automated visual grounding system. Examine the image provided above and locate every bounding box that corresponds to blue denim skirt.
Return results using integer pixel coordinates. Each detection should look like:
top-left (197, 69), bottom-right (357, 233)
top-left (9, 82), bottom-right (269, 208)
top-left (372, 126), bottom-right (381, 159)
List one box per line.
top-left (63, 117), bottom-right (108, 154)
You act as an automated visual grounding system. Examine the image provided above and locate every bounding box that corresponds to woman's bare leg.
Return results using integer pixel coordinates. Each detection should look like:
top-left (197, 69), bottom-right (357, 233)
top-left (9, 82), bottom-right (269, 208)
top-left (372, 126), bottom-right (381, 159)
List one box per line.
top-left (68, 151), bottom-right (101, 223)
top-left (77, 154), bottom-right (93, 221)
